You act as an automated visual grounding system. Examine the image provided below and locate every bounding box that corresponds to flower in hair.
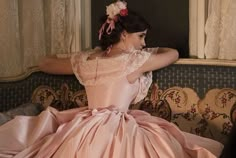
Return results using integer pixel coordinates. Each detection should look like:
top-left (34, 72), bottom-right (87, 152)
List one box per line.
top-left (99, 1), bottom-right (128, 40)
top-left (120, 8), bottom-right (128, 16)
top-left (106, 1), bottom-right (128, 19)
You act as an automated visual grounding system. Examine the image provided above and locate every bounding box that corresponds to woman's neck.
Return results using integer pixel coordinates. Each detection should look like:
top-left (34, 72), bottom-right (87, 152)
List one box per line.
top-left (104, 43), bottom-right (128, 57)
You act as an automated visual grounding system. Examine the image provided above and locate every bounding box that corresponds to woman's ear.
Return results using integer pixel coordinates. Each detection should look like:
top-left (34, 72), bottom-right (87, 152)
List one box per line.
top-left (121, 30), bottom-right (128, 41)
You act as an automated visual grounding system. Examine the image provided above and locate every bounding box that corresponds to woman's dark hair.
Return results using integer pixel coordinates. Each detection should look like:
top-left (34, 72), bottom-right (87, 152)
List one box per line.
top-left (99, 10), bottom-right (151, 50)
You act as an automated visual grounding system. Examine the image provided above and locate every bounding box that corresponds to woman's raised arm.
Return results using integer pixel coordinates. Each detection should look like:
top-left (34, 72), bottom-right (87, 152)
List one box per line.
top-left (126, 47), bottom-right (179, 84)
top-left (38, 56), bottom-right (74, 75)
top-left (139, 47), bottom-right (179, 73)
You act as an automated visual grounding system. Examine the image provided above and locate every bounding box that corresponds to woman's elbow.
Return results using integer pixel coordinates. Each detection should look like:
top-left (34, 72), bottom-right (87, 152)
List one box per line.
top-left (167, 48), bottom-right (179, 63)
top-left (172, 49), bottom-right (179, 61)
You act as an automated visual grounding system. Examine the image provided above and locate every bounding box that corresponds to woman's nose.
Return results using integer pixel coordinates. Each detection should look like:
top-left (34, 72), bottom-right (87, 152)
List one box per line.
top-left (142, 40), bottom-right (146, 47)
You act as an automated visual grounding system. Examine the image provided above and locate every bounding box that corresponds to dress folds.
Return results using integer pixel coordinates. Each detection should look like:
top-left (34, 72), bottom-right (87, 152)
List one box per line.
top-left (0, 48), bottom-right (223, 158)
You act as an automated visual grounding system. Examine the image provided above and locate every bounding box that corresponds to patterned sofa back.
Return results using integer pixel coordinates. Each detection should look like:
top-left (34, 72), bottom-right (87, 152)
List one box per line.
top-left (0, 59), bottom-right (236, 144)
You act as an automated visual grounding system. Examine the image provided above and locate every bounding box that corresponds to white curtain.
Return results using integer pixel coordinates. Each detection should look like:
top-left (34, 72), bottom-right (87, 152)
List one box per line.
top-left (189, 0), bottom-right (236, 60)
top-left (0, 0), bottom-right (79, 78)
top-left (205, 0), bottom-right (236, 60)
top-left (189, 0), bottom-right (206, 58)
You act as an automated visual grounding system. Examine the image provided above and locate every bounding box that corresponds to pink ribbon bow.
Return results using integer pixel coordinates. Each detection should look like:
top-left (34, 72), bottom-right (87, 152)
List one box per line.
top-left (98, 18), bottom-right (116, 40)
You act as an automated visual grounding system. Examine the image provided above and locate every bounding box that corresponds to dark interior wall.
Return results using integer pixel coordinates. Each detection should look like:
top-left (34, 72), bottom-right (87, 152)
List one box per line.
top-left (91, 0), bottom-right (189, 58)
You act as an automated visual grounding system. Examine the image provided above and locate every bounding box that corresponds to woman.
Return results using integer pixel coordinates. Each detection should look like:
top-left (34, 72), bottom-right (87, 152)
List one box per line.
top-left (0, 1), bottom-right (223, 157)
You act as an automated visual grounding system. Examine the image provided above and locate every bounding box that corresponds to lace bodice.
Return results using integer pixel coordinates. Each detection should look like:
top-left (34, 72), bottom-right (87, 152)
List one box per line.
top-left (71, 48), bottom-right (156, 111)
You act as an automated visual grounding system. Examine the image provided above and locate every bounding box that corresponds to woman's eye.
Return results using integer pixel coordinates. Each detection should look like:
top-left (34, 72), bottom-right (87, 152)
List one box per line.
top-left (139, 35), bottom-right (145, 38)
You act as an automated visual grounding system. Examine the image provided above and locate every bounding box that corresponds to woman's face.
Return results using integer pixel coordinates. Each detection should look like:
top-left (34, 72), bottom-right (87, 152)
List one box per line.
top-left (124, 30), bottom-right (147, 50)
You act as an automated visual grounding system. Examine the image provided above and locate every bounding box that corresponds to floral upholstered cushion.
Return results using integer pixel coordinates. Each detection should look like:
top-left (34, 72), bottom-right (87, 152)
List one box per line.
top-left (31, 82), bottom-right (236, 144)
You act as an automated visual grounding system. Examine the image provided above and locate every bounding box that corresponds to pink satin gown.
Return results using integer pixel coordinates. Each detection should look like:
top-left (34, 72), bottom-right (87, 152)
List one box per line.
top-left (0, 48), bottom-right (223, 158)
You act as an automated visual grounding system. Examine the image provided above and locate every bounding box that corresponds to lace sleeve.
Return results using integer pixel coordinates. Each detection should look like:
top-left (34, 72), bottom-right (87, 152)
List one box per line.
top-left (125, 47), bottom-right (159, 74)
top-left (125, 49), bottom-right (154, 103)
top-left (125, 50), bottom-right (151, 74)
top-left (132, 72), bottom-right (152, 104)
top-left (70, 53), bottom-right (85, 85)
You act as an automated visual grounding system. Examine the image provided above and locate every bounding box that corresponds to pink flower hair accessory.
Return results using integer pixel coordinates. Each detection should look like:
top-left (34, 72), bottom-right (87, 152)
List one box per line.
top-left (98, 1), bottom-right (128, 40)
